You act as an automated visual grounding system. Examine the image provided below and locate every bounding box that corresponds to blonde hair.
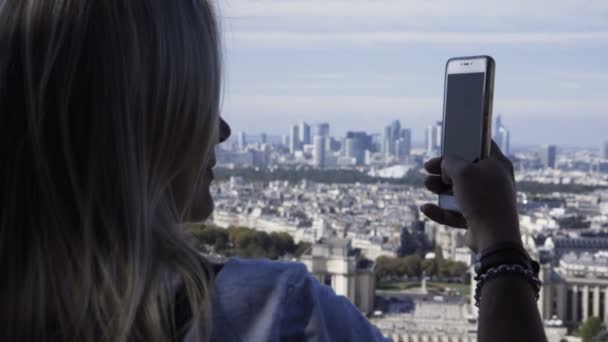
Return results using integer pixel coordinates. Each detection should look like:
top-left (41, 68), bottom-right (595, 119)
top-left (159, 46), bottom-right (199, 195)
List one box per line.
top-left (0, 0), bottom-right (221, 340)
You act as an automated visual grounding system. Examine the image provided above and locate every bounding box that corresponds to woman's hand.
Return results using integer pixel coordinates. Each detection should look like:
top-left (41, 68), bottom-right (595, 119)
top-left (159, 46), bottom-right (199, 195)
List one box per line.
top-left (420, 141), bottom-right (522, 252)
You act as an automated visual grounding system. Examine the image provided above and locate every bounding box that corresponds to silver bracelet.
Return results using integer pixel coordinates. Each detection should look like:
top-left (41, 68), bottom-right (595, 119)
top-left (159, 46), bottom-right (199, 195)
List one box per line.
top-left (474, 264), bottom-right (542, 308)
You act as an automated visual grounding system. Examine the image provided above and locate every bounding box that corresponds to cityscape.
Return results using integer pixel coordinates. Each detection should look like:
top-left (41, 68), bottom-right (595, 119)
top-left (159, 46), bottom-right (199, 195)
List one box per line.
top-left (196, 115), bottom-right (608, 342)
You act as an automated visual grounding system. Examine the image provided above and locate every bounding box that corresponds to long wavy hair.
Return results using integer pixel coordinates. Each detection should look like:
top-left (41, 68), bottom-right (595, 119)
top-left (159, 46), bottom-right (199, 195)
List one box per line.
top-left (0, 0), bottom-right (221, 341)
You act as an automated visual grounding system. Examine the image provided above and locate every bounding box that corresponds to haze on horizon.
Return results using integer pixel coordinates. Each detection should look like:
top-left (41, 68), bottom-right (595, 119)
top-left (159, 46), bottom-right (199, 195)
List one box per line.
top-left (218, 0), bottom-right (608, 147)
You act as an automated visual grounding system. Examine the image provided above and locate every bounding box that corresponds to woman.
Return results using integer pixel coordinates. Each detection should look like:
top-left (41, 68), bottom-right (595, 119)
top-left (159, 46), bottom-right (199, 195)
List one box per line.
top-left (0, 0), bottom-right (546, 341)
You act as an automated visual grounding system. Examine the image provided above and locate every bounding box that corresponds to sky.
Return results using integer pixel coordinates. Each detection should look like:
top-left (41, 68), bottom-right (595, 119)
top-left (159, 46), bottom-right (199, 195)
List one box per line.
top-left (216, 0), bottom-right (608, 147)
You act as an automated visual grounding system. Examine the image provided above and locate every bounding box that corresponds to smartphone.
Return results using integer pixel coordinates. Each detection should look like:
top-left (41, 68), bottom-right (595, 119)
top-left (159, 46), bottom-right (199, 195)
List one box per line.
top-left (438, 55), bottom-right (495, 212)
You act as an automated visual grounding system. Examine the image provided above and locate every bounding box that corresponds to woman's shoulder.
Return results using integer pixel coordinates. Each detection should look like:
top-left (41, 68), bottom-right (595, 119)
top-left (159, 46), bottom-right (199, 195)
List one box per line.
top-left (218, 257), bottom-right (308, 280)
top-left (212, 257), bottom-right (310, 309)
top-left (206, 257), bottom-right (390, 342)
top-left (208, 258), bottom-right (310, 341)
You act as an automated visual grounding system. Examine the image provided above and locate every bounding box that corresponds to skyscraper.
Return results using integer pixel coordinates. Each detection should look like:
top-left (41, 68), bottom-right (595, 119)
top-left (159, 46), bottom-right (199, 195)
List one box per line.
top-left (313, 135), bottom-right (326, 168)
top-left (494, 115), bottom-right (511, 156)
top-left (395, 139), bottom-right (408, 162)
top-left (282, 135), bottom-right (289, 148)
top-left (390, 120), bottom-right (401, 143)
top-left (260, 133), bottom-right (267, 144)
top-left (383, 120), bottom-right (405, 158)
top-left (290, 125), bottom-right (301, 154)
top-left (299, 121), bottom-right (311, 145)
top-left (238, 131), bottom-right (247, 150)
top-left (401, 128), bottom-right (411, 158)
top-left (395, 128), bottom-right (411, 162)
top-left (313, 123), bottom-right (330, 138)
top-left (383, 138), bottom-right (392, 161)
top-left (541, 145), bottom-right (557, 168)
top-left (425, 121), bottom-right (442, 155)
top-left (345, 131), bottom-right (370, 166)
top-left (602, 141), bottom-right (608, 160)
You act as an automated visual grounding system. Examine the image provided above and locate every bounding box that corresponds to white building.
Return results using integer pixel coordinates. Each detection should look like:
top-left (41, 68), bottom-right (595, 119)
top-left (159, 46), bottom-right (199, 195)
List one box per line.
top-left (538, 251), bottom-right (608, 328)
top-left (425, 121), bottom-right (442, 155)
top-left (300, 238), bottom-right (376, 314)
top-left (290, 124), bottom-right (301, 153)
top-left (299, 121), bottom-right (311, 145)
top-left (313, 135), bottom-right (327, 168)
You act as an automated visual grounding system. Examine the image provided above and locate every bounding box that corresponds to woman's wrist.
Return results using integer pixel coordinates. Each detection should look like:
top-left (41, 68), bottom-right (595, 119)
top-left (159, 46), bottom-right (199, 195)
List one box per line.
top-left (469, 220), bottom-right (522, 252)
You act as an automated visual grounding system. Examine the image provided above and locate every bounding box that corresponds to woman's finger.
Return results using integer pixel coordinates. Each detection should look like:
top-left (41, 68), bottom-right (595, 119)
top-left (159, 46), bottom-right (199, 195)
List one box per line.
top-left (420, 203), bottom-right (468, 229)
top-left (424, 157), bottom-right (442, 175)
top-left (424, 175), bottom-right (449, 195)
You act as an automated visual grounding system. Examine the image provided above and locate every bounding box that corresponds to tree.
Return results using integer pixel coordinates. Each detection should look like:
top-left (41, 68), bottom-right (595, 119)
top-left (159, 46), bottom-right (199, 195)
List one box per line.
top-left (434, 246), bottom-right (444, 260)
top-left (448, 261), bottom-right (469, 278)
top-left (577, 317), bottom-right (606, 342)
top-left (189, 225), bottom-right (229, 252)
top-left (438, 259), bottom-right (453, 278)
top-left (270, 232), bottom-right (296, 255)
top-left (294, 242), bottom-right (311, 257)
top-left (592, 330), bottom-right (608, 342)
top-left (375, 256), bottom-right (400, 280)
top-left (422, 258), bottom-right (438, 276)
top-left (401, 254), bottom-right (422, 277)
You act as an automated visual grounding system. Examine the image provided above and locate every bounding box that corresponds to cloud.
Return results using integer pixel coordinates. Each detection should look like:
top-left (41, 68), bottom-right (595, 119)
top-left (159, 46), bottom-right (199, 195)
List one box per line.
top-left (557, 81), bottom-right (582, 89)
top-left (226, 31), bottom-right (608, 48)
top-left (551, 71), bottom-right (608, 82)
top-left (223, 94), bottom-right (605, 118)
top-left (220, 0), bottom-right (608, 20)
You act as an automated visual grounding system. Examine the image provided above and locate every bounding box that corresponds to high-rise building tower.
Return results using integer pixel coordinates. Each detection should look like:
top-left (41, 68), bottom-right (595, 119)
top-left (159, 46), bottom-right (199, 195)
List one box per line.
top-left (282, 135), bottom-right (289, 148)
top-left (541, 145), bottom-right (557, 168)
top-left (260, 133), bottom-right (267, 144)
top-left (425, 121), bottom-right (442, 155)
top-left (290, 125), bottom-right (301, 154)
top-left (602, 141), bottom-right (608, 160)
top-left (393, 128), bottom-right (412, 162)
top-left (395, 139), bottom-right (408, 162)
top-left (238, 131), bottom-right (247, 150)
top-left (390, 120), bottom-right (401, 143)
top-left (383, 120), bottom-right (405, 159)
top-left (300, 121), bottom-right (311, 145)
top-left (313, 136), bottom-right (326, 168)
top-left (313, 123), bottom-right (330, 138)
top-left (494, 115), bottom-right (511, 155)
top-left (345, 131), bottom-right (371, 166)
top-left (401, 128), bottom-right (411, 158)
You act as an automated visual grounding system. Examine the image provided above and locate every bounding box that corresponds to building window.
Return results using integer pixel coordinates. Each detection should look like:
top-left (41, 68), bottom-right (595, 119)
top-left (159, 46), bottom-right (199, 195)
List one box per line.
top-left (552, 289), bottom-right (558, 317)
top-left (577, 290), bottom-right (583, 322)
top-left (589, 291), bottom-right (594, 319)
top-left (324, 274), bottom-right (332, 286)
top-left (567, 289), bottom-right (573, 321)
top-left (601, 291), bottom-right (605, 322)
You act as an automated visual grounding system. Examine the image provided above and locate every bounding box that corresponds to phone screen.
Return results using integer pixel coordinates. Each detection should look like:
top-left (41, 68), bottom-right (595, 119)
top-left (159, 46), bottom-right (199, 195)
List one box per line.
top-left (442, 72), bottom-right (486, 163)
top-left (440, 69), bottom-right (489, 211)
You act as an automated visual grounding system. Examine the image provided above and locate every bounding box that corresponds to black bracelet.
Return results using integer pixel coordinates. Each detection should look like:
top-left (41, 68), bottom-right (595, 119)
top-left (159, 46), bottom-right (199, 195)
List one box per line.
top-left (474, 242), bottom-right (540, 277)
top-left (474, 264), bottom-right (542, 308)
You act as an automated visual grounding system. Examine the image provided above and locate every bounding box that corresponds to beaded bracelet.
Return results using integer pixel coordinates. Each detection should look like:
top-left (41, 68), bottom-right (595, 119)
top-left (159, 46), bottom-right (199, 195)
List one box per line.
top-left (474, 264), bottom-right (542, 308)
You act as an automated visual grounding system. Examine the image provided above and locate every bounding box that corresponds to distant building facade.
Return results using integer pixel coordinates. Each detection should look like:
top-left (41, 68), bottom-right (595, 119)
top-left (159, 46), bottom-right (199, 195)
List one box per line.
top-left (299, 121), bottom-right (311, 145)
top-left (313, 135), bottom-right (327, 168)
top-left (539, 251), bottom-right (608, 328)
top-left (494, 115), bottom-right (511, 156)
top-left (541, 145), bottom-right (557, 168)
top-left (237, 131), bottom-right (247, 150)
top-left (313, 122), bottom-right (330, 138)
top-left (425, 121), bottom-right (442, 155)
top-left (345, 131), bottom-right (372, 166)
top-left (290, 124), bottom-right (301, 153)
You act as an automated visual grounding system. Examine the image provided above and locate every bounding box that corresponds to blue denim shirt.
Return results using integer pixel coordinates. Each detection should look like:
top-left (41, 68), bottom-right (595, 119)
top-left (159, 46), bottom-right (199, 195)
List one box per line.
top-left (190, 258), bottom-right (391, 342)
